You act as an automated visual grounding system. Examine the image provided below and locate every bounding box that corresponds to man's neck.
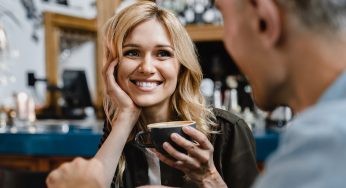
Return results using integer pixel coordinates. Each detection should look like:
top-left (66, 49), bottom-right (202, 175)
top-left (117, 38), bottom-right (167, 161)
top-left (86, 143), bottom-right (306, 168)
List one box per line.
top-left (285, 31), bottom-right (346, 113)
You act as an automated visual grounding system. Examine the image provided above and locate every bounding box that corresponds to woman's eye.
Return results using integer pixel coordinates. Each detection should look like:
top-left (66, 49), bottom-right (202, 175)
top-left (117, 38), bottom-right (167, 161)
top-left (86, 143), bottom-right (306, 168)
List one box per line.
top-left (157, 50), bottom-right (172, 57)
top-left (123, 50), bottom-right (140, 57)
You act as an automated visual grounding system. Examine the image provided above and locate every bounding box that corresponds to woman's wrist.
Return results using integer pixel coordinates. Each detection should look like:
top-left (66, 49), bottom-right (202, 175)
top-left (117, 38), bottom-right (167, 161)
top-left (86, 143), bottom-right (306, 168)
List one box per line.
top-left (200, 168), bottom-right (227, 188)
top-left (111, 109), bottom-right (141, 128)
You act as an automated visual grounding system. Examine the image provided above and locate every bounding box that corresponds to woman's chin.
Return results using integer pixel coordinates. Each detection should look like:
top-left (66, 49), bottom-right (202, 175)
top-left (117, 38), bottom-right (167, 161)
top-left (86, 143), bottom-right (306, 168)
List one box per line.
top-left (133, 98), bottom-right (167, 108)
top-left (132, 99), bottom-right (156, 108)
top-left (130, 94), bottom-right (171, 109)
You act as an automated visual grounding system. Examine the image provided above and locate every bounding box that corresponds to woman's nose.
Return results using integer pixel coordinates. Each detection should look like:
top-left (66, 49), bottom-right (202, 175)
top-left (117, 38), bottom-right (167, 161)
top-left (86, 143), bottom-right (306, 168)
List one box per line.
top-left (138, 55), bottom-right (155, 75)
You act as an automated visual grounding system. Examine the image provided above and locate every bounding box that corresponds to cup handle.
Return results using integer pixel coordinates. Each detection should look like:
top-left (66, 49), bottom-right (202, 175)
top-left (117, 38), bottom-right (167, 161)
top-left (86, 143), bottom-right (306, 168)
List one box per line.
top-left (135, 131), bottom-right (154, 148)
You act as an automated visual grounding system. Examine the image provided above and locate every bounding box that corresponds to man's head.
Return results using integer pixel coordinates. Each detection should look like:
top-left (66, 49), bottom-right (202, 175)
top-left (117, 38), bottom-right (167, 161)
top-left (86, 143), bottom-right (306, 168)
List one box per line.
top-left (276, 0), bottom-right (346, 33)
top-left (216, 0), bottom-right (346, 112)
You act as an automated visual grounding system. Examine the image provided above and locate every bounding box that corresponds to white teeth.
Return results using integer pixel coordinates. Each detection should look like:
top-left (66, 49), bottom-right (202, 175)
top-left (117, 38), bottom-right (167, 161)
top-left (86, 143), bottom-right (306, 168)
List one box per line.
top-left (135, 81), bottom-right (159, 88)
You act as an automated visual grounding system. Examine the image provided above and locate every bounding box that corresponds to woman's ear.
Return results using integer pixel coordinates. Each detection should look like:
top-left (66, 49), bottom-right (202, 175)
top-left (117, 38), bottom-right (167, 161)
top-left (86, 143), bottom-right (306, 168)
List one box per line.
top-left (251, 0), bottom-right (282, 47)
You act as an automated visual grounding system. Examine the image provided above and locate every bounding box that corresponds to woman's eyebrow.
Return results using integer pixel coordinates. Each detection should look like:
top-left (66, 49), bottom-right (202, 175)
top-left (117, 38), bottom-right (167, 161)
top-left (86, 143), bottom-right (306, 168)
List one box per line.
top-left (156, 45), bottom-right (174, 50)
top-left (123, 43), bottom-right (140, 48)
top-left (123, 43), bottom-right (174, 50)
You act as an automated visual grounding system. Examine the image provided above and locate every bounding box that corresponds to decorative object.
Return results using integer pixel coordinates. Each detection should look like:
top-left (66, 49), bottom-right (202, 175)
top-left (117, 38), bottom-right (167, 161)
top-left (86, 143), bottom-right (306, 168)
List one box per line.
top-left (0, 5), bottom-right (20, 86)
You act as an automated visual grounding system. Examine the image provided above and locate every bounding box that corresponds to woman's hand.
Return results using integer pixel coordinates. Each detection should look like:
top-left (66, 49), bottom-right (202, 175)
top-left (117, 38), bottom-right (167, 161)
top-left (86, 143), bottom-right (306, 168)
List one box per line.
top-left (102, 59), bottom-right (141, 122)
top-left (156, 126), bottom-right (227, 188)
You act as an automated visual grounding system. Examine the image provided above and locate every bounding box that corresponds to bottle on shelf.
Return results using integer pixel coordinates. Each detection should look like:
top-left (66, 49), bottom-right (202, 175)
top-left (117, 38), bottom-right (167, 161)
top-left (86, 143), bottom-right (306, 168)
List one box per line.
top-left (200, 78), bottom-right (215, 107)
top-left (224, 75), bottom-right (241, 113)
top-left (213, 80), bottom-right (222, 109)
top-left (156, 0), bottom-right (223, 25)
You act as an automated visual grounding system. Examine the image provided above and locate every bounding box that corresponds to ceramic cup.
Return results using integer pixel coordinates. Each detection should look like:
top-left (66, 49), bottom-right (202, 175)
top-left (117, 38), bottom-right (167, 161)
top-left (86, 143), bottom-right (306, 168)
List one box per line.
top-left (135, 121), bottom-right (196, 158)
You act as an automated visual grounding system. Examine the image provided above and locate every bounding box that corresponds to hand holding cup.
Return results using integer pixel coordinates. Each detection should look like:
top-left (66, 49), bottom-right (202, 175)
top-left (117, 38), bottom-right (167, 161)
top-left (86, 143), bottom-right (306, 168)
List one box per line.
top-left (135, 121), bottom-right (196, 158)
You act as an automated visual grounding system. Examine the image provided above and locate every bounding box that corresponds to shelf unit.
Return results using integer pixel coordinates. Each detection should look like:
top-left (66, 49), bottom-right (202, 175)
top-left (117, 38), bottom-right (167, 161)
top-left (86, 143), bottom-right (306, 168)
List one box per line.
top-left (43, 0), bottom-right (115, 116)
top-left (186, 24), bottom-right (223, 42)
top-left (44, 12), bottom-right (97, 116)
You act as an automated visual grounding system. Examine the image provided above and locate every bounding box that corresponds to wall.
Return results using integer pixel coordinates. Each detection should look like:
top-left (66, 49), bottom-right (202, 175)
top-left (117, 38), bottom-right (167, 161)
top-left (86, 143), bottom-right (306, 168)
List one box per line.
top-left (0, 0), bottom-right (45, 108)
top-left (0, 0), bottom-right (96, 108)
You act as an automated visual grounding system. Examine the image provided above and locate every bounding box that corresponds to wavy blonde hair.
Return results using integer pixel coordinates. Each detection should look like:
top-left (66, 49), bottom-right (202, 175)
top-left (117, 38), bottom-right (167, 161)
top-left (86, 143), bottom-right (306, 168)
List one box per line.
top-left (102, 1), bottom-right (216, 185)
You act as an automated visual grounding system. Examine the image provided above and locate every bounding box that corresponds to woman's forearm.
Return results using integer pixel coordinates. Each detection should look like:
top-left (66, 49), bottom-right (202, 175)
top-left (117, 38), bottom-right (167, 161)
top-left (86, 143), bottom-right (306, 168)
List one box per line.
top-left (94, 112), bottom-right (138, 187)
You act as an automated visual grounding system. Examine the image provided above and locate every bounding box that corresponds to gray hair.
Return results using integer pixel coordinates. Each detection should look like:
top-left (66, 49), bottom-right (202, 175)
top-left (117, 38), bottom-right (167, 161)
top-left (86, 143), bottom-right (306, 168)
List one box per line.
top-left (277, 0), bottom-right (346, 32)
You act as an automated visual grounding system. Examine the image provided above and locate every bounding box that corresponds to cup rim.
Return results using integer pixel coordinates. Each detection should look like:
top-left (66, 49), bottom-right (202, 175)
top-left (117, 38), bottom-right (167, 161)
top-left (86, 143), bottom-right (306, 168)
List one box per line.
top-left (147, 120), bottom-right (196, 129)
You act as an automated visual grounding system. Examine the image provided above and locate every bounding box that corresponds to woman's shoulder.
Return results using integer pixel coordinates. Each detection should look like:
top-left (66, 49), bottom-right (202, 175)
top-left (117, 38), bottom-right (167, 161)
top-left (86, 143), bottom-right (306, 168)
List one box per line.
top-left (212, 108), bottom-right (245, 125)
top-left (211, 108), bottom-right (252, 133)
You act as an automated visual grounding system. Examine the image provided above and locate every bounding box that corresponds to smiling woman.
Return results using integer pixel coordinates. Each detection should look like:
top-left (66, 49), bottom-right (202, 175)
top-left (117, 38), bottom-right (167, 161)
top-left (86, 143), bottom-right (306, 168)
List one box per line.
top-left (96, 1), bottom-right (258, 188)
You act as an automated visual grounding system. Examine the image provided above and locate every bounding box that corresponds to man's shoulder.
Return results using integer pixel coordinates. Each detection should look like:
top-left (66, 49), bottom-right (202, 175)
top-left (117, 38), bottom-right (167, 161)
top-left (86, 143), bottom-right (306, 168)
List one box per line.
top-left (267, 99), bottom-right (346, 170)
top-left (254, 99), bottom-right (346, 188)
top-left (283, 99), bottom-right (346, 148)
top-left (292, 99), bottom-right (346, 129)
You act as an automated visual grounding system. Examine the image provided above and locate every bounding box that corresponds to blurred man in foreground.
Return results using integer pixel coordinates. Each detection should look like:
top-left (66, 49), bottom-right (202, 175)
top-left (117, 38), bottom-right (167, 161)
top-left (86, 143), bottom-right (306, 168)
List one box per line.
top-left (217, 0), bottom-right (346, 187)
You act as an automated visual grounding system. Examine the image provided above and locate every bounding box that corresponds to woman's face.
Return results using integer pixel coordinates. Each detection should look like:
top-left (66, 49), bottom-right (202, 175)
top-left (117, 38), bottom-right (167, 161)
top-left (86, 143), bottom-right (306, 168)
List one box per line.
top-left (117, 18), bottom-right (180, 108)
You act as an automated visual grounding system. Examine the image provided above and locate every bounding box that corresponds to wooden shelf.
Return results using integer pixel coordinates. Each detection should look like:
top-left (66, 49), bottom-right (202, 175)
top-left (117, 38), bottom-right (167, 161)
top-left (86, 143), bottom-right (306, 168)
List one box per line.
top-left (0, 155), bottom-right (76, 172)
top-left (44, 13), bottom-right (224, 42)
top-left (44, 12), bottom-right (96, 31)
top-left (186, 24), bottom-right (224, 42)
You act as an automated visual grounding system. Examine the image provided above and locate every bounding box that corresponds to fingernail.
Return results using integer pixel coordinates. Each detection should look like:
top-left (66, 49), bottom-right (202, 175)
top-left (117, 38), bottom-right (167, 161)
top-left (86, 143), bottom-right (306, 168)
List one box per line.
top-left (155, 152), bottom-right (161, 157)
top-left (183, 126), bottom-right (191, 131)
top-left (171, 133), bottom-right (178, 139)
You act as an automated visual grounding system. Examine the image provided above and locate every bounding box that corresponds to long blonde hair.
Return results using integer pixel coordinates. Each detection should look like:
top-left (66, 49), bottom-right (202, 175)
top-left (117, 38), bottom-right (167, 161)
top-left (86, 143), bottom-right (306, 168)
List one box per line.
top-left (102, 1), bottom-right (216, 185)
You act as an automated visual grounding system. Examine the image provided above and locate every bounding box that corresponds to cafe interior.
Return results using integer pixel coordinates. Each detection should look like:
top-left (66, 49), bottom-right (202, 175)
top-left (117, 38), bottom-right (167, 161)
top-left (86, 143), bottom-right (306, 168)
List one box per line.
top-left (0, 0), bottom-right (291, 187)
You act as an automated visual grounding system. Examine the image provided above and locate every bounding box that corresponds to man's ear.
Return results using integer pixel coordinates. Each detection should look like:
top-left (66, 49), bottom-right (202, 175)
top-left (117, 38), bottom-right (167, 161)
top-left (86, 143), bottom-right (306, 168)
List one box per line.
top-left (251, 0), bottom-right (281, 47)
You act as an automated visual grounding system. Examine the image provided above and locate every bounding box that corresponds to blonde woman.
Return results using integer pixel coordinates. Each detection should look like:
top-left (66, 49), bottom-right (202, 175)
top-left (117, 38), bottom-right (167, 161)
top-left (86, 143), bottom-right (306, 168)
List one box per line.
top-left (47, 1), bottom-right (257, 188)
top-left (99, 1), bottom-right (257, 187)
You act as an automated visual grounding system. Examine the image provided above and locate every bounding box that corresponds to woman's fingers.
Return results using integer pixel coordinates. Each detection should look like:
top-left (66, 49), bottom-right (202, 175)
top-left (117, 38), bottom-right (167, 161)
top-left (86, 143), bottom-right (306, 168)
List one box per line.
top-left (182, 126), bottom-right (213, 150)
top-left (154, 151), bottom-right (177, 168)
top-left (155, 151), bottom-right (189, 172)
top-left (102, 59), bottom-right (136, 109)
top-left (170, 133), bottom-right (203, 159)
top-left (102, 59), bottom-right (116, 87)
top-left (156, 130), bottom-right (218, 184)
top-left (162, 142), bottom-right (202, 170)
top-left (170, 131), bottom-right (212, 164)
top-left (104, 60), bottom-right (122, 95)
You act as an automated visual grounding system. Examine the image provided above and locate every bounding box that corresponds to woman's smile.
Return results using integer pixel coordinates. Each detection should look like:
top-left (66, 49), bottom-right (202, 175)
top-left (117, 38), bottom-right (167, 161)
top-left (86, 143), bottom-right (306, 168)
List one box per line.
top-left (130, 79), bottom-right (164, 92)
